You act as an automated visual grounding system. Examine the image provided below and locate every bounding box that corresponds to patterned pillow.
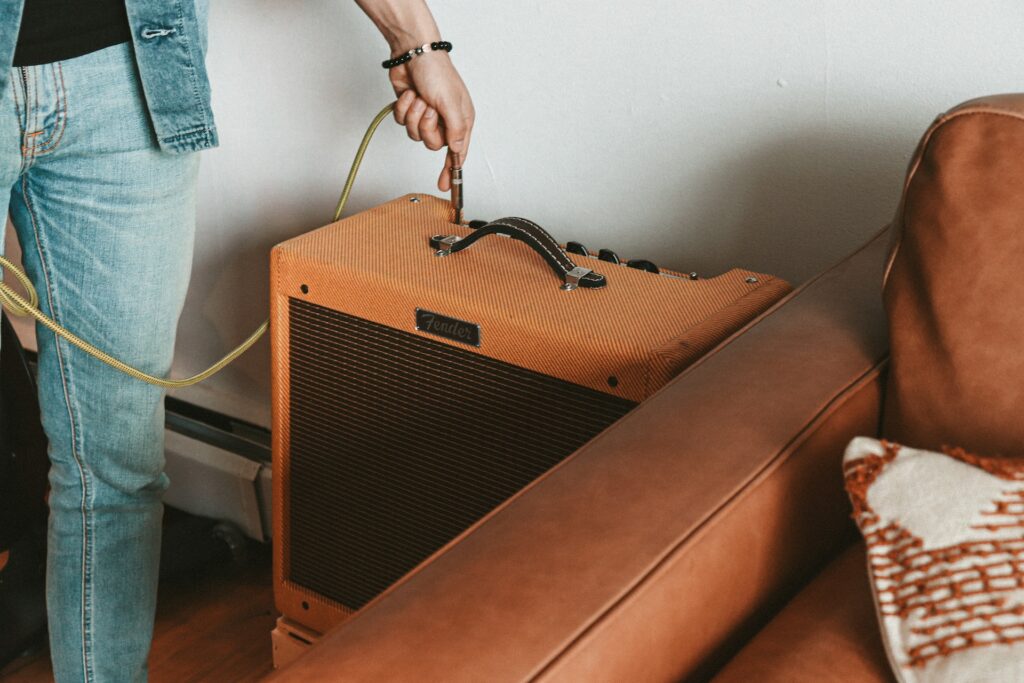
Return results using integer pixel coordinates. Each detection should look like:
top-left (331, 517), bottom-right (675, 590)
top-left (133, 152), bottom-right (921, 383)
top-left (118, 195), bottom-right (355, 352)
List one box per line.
top-left (843, 437), bottom-right (1024, 682)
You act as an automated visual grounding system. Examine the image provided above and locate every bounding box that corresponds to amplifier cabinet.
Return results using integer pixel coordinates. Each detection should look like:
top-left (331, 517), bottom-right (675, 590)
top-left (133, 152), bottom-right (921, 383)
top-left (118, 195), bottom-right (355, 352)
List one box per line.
top-left (271, 195), bottom-right (790, 633)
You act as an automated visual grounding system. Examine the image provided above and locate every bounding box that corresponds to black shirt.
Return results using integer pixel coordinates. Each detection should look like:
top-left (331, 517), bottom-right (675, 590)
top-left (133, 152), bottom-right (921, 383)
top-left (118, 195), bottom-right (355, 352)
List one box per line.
top-left (13, 0), bottom-right (132, 67)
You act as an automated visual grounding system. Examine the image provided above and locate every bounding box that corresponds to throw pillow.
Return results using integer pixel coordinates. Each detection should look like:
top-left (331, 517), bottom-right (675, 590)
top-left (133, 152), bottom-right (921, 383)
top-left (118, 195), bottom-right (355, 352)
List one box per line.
top-left (843, 437), bottom-right (1024, 682)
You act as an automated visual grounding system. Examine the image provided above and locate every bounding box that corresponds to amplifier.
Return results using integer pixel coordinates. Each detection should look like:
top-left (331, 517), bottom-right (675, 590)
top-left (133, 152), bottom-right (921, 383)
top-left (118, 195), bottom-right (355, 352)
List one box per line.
top-left (271, 195), bottom-right (791, 634)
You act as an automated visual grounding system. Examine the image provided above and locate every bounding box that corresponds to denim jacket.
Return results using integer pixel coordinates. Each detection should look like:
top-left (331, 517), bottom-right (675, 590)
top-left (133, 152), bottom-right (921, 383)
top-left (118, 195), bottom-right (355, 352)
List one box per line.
top-left (0, 0), bottom-right (216, 153)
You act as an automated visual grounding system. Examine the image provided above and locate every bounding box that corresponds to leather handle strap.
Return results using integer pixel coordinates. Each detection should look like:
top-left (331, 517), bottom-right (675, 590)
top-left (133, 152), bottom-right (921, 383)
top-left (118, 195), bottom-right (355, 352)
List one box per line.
top-left (429, 217), bottom-right (607, 290)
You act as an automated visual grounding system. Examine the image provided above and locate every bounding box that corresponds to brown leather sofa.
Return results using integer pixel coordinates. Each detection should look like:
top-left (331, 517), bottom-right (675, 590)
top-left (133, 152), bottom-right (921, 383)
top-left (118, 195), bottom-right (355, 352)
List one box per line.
top-left (269, 94), bottom-right (1024, 682)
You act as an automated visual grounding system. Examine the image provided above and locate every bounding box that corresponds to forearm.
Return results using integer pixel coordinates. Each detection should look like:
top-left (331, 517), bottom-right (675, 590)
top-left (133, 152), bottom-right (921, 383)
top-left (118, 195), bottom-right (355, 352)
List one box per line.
top-left (354, 0), bottom-right (441, 55)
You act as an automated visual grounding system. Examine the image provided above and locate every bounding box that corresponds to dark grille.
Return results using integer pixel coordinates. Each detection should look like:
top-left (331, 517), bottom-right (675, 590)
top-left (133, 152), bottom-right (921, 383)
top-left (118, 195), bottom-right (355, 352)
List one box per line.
top-left (286, 298), bottom-right (637, 610)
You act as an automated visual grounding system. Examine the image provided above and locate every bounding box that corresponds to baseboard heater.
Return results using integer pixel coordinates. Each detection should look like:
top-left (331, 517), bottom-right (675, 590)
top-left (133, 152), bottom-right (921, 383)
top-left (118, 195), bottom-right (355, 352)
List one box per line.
top-left (163, 397), bottom-right (273, 542)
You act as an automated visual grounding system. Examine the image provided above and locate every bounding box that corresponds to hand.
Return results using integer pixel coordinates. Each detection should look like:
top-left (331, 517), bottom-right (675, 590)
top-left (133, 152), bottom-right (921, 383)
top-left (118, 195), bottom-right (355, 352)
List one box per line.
top-left (389, 52), bottom-right (475, 191)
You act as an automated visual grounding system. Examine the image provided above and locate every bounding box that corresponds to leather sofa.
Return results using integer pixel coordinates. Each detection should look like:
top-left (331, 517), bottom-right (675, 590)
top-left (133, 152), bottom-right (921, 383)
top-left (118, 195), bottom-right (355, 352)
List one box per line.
top-left (269, 93), bottom-right (1024, 682)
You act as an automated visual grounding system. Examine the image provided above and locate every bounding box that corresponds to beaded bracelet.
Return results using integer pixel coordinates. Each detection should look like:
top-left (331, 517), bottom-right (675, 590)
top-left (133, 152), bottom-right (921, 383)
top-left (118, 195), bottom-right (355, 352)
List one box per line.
top-left (382, 41), bottom-right (453, 69)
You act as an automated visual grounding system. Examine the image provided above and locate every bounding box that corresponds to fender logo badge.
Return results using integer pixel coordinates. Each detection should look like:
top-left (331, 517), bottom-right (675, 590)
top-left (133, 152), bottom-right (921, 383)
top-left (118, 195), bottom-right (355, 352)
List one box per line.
top-left (415, 308), bottom-right (481, 347)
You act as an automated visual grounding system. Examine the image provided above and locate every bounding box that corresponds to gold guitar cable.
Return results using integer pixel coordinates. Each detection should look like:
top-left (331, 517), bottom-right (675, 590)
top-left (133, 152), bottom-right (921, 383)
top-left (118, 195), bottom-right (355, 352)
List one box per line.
top-left (0, 101), bottom-right (397, 388)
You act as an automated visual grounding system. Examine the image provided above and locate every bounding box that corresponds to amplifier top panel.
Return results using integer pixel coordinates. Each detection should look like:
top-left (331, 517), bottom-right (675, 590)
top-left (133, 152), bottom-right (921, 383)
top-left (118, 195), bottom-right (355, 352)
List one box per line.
top-left (271, 194), bottom-right (790, 401)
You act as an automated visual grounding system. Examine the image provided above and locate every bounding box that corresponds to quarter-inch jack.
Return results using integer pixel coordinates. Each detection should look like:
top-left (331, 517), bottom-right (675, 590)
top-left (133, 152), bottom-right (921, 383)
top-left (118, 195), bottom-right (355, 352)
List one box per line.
top-left (450, 165), bottom-right (463, 225)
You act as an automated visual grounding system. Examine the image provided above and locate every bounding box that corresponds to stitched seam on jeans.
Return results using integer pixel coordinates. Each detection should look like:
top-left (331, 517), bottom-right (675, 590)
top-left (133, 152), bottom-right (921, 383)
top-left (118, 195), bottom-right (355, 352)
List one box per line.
top-left (28, 67), bottom-right (39, 166)
top-left (10, 77), bottom-right (21, 130)
top-left (22, 66), bottom-right (40, 168)
top-left (26, 64), bottom-right (67, 155)
top-left (10, 77), bottom-right (26, 174)
top-left (29, 63), bottom-right (68, 155)
top-left (21, 176), bottom-right (95, 682)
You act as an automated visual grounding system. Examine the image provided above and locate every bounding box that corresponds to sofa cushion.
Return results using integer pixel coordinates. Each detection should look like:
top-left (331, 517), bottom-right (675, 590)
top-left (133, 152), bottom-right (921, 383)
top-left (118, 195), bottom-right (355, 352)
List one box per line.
top-left (711, 543), bottom-right (894, 683)
top-left (883, 94), bottom-right (1024, 457)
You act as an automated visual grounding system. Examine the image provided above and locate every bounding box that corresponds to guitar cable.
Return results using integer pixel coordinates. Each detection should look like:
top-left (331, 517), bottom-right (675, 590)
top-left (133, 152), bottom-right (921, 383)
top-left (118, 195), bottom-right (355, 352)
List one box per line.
top-left (0, 101), bottom-right (402, 388)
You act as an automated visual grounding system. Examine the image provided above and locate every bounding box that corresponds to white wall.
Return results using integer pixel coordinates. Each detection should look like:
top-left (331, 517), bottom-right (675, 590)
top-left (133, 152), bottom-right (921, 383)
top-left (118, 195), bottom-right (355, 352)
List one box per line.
top-left (165, 0), bottom-right (1024, 425)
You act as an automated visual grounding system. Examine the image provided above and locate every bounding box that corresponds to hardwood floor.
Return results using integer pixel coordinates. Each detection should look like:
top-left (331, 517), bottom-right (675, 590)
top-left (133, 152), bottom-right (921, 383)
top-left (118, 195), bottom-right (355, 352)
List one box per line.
top-left (1, 545), bottom-right (276, 683)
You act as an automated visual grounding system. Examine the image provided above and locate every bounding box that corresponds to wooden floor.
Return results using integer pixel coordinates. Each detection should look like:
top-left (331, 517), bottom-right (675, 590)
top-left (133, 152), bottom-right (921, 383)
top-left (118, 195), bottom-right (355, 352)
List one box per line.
top-left (1, 546), bottom-right (276, 683)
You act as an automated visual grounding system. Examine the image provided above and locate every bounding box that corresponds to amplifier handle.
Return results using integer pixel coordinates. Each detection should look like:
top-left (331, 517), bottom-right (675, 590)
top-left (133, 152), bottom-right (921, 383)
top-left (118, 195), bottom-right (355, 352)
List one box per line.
top-left (429, 217), bottom-right (607, 291)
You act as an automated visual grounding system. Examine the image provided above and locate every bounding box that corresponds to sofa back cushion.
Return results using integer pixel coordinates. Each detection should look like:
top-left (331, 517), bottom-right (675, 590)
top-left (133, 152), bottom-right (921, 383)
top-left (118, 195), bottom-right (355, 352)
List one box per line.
top-left (883, 94), bottom-right (1024, 457)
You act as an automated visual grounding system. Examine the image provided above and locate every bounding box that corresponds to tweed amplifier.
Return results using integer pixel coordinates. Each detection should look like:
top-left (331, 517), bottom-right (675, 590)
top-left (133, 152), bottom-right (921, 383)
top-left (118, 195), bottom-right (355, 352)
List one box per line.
top-left (271, 194), bottom-right (791, 634)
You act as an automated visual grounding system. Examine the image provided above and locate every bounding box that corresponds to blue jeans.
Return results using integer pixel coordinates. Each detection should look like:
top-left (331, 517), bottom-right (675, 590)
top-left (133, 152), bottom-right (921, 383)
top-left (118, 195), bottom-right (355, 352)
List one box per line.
top-left (1, 43), bottom-right (198, 682)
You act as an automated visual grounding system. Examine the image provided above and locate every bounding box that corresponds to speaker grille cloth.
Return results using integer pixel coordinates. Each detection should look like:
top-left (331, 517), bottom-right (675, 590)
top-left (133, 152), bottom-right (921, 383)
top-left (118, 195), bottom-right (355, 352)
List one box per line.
top-left (286, 297), bottom-right (637, 610)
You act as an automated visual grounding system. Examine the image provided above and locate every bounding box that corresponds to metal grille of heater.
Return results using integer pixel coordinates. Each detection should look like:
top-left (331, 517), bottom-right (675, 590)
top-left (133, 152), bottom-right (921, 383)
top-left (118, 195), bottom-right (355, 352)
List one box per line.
top-left (284, 297), bottom-right (637, 610)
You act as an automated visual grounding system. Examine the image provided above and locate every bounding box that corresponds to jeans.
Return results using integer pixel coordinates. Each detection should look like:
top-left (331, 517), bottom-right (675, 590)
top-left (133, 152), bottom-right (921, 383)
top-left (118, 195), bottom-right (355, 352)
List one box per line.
top-left (1, 42), bottom-right (198, 682)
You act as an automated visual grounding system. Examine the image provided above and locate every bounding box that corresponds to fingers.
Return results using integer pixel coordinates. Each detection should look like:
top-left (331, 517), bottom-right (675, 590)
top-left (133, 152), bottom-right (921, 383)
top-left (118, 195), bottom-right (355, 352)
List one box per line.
top-left (446, 119), bottom-right (468, 159)
top-left (396, 90), bottom-right (434, 147)
top-left (419, 107), bottom-right (445, 151)
top-left (437, 99), bottom-right (474, 162)
top-left (396, 92), bottom-right (443, 149)
top-left (392, 77), bottom-right (475, 189)
top-left (393, 89), bottom-right (416, 125)
top-left (404, 98), bottom-right (427, 142)
top-left (439, 125), bottom-right (473, 189)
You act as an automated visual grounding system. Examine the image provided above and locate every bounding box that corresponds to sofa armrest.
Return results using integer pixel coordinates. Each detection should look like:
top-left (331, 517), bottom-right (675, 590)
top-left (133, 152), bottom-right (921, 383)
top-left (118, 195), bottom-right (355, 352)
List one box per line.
top-left (268, 228), bottom-right (891, 683)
